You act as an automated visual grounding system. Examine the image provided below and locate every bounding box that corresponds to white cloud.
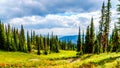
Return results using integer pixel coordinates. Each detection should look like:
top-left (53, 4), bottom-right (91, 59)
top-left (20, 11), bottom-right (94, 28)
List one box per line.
top-left (8, 9), bottom-right (117, 35)
top-left (1, 0), bottom-right (118, 21)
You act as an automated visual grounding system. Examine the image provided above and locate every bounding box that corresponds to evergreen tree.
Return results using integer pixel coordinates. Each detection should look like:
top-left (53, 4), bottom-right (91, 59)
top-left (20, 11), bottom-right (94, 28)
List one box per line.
top-left (67, 40), bottom-right (72, 50)
top-left (103, 0), bottom-right (111, 52)
top-left (0, 22), bottom-right (6, 50)
top-left (77, 27), bottom-right (81, 52)
top-left (112, 24), bottom-right (119, 52)
top-left (6, 24), bottom-right (11, 51)
top-left (44, 37), bottom-right (48, 55)
top-left (94, 36), bottom-right (100, 54)
top-left (11, 28), bottom-right (17, 51)
top-left (117, 0), bottom-right (120, 32)
top-left (89, 18), bottom-right (95, 53)
top-left (36, 35), bottom-right (40, 55)
top-left (116, 0), bottom-right (120, 52)
top-left (60, 40), bottom-right (67, 50)
top-left (33, 31), bottom-right (36, 46)
top-left (27, 31), bottom-right (32, 53)
top-left (47, 33), bottom-right (50, 49)
top-left (82, 30), bottom-right (85, 53)
top-left (50, 32), bottom-right (53, 52)
top-left (55, 35), bottom-right (59, 53)
top-left (19, 25), bottom-right (26, 52)
top-left (31, 30), bottom-right (33, 45)
top-left (12, 27), bottom-right (18, 51)
top-left (85, 26), bottom-right (90, 53)
top-left (40, 35), bottom-right (44, 50)
top-left (98, 2), bottom-right (105, 53)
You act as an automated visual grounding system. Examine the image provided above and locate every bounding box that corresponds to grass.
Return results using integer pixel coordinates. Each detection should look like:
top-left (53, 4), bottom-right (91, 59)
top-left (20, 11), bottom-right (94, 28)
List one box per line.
top-left (0, 50), bottom-right (120, 68)
top-left (0, 50), bottom-right (77, 67)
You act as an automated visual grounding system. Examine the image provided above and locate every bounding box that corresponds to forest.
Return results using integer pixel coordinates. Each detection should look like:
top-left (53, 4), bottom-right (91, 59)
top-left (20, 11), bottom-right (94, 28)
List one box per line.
top-left (0, 0), bottom-right (120, 68)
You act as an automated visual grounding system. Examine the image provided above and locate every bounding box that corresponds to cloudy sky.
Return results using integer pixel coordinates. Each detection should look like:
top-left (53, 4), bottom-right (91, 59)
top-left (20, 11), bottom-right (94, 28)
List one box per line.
top-left (0, 0), bottom-right (119, 36)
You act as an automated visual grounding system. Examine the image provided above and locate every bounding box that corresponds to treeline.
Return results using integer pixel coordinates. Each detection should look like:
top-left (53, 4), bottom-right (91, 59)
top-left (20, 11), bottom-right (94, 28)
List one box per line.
top-left (77, 0), bottom-right (120, 55)
top-left (0, 22), bottom-right (75, 55)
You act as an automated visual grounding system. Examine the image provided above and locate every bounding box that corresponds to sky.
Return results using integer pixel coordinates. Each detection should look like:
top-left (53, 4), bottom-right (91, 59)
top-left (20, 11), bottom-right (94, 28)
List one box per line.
top-left (0, 0), bottom-right (119, 36)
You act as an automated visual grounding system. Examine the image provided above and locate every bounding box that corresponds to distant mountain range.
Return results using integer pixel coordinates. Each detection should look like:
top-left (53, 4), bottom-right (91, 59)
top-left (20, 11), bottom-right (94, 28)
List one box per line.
top-left (59, 35), bottom-right (78, 44)
top-left (59, 35), bottom-right (111, 44)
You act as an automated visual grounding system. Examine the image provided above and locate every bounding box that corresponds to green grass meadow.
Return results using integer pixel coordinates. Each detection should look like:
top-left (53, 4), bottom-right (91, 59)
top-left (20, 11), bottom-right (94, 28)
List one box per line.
top-left (0, 50), bottom-right (120, 68)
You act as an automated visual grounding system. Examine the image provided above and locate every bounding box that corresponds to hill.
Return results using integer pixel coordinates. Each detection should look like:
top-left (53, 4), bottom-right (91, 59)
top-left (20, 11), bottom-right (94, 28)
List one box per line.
top-left (59, 35), bottom-right (78, 44)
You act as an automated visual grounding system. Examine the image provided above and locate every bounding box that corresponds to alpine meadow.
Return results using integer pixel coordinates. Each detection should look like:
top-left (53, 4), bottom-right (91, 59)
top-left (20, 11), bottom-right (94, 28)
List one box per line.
top-left (0, 0), bottom-right (120, 68)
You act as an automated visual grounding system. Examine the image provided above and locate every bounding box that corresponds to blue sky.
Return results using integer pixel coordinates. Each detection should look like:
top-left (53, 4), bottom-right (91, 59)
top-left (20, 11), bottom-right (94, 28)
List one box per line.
top-left (0, 0), bottom-right (118, 35)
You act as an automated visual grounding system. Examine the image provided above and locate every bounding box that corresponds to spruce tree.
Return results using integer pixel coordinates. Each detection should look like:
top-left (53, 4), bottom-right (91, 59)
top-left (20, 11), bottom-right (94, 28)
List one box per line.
top-left (31, 30), bottom-right (33, 45)
top-left (55, 35), bottom-right (59, 53)
top-left (0, 22), bottom-right (6, 50)
top-left (98, 2), bottom-right (105, 53)
top-left (33, 31), bottom-right (36, 46)
top-left (36, 35), bottom-right (40, 55)
top-left (112, 24), bottom-right (119, 52)
top-left (60, 40), bottom-right (67, 50)
top-left (117, 0), bottom-right (120, 32)
top-left (6, 24), bottom-right (11, 51)
top-left (94, 35), bottom-right (100, 54)
top-left (85, 26), bottom-right (90, 53)
top-left (27, 31), bottom-right (32, 53)
top-left (77, 27), bottom-right (81, 52)
top-left (19, 25), bottom-right (26, 52)
top-left (11, 28), bottom-right (17, 51)
top-left (44, 37), bottom-right (48, 55)
top-left (89, 18), bottom-right (95, 53)
top-left (68, 40), bottom-right (72, 50)
top-left (12, 27), bottom-right (18, 51)
top-left (82, 30), bottom-right (85, 53)
top-left (116, 0), bottom-right (120, 52)
top-left (47, 33), bottom-right (50, 49)
top-left (50, 33), bottom-right (53, 52)
top-left (103, 0), bottom-right (111, 52)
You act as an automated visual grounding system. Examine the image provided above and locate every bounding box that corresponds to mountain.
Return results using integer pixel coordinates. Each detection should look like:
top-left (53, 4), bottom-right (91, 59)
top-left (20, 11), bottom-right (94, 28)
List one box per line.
top-left (59, 35), bottom-right (78, 44)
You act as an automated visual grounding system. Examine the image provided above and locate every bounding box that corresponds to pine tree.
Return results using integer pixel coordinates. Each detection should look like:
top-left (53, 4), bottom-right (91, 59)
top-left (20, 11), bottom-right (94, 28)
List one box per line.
top-left (85, 26), bottom-right (90, 53)
top-left (6, 24), bottom-right (11, 51)
top-left (60, 40), bottom-right (67, 50)
top-left (55, 35), bottom-right (59, 53)
top-left (50, 32), bottom-right (53, 52)
top-left (68, 40), bottom-right (72, 50)
top-left (33, 31), bottom-right (36, 46)
top-left (103, 0), bottom-right (111, 52)
top-left (117, 0), bottom-right (120, 32)
top-left (36, 35), bottom-right (40, 55)
top-left (89, 18), bottom-right (95, 53)
top-left (116, 0), bottom-right (120, 52)
top-left (94, 35), bottom-right (100, 54)
top-left (109, 31), bottom-right (114, 52)
top-left (31, 30), bottom-right (33, 45)
top-left (27, 31), bottom-right (32, 53)
top-left (112, 24), bottom-right (119, 52)
top-left (82, 30), bottom-right (85, 53)
top-left (19, 25), bottom-right (26, 52)
top-left (0, 22), bottom-right (6, 50)
top-left (12, 27), bottom-right (18, 51)
top-left (47, 33), bottom-right (50, 49)
top-left (77, 27), bottom-right (81, 52)
top-left (98, 2), bottom-right (105, 53)
top-left (40, 35), bottom-right (44, 50)
top-left (44, 37), bottom-right (48, 55)
top-left (11, 28), bottom-right (17, 51)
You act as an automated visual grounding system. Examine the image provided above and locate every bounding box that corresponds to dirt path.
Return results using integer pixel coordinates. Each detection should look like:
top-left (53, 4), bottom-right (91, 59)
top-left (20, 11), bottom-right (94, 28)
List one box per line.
top-left (67, 58), bottom-right (80, 63)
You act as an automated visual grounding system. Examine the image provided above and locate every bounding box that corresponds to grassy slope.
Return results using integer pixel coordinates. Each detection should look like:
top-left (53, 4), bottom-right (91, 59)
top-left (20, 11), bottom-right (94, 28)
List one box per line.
top-left (0, 50), bottom-right (120, 68)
